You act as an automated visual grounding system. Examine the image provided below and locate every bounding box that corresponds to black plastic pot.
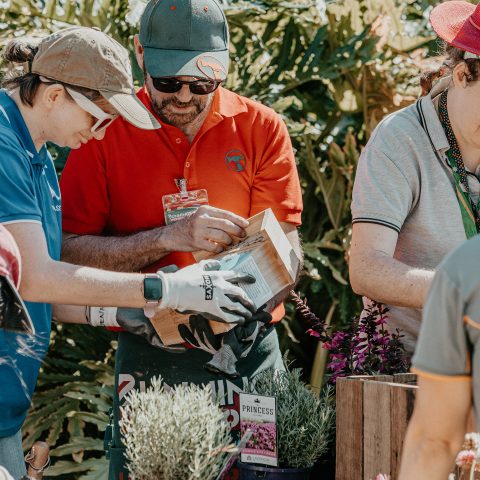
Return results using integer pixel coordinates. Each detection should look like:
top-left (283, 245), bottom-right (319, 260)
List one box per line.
top-left (237, 461), bottom-right (312, 479)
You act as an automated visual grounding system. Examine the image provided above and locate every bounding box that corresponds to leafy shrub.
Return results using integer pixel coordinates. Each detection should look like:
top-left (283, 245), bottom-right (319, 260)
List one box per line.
top-left (120, 378), bottom-right (232, 480)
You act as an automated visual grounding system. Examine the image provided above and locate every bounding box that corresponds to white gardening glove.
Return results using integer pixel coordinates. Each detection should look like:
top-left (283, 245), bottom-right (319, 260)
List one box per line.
top-left (158, 259), bottom-right (256, 324)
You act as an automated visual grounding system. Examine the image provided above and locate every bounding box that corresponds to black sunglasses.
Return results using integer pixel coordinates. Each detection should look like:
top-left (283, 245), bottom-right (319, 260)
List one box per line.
top-left (150, 77), bottom-right (220, 95)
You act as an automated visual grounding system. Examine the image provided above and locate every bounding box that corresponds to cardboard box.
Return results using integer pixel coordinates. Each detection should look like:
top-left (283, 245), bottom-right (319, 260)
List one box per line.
top-left (150, 208), bottom-right (299, 345)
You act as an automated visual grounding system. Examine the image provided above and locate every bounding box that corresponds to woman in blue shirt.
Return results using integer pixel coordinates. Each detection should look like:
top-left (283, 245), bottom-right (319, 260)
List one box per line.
top-left (0, 26), bottom-right (254, 478)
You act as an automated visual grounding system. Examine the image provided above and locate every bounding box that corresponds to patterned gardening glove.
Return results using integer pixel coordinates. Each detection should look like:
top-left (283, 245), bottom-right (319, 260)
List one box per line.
top-left (118, 264), bottom-right (186, 353)
top-left (205, 306), bottom-right (272, 378)
top-left (177, 314), bottom-right (221, 354)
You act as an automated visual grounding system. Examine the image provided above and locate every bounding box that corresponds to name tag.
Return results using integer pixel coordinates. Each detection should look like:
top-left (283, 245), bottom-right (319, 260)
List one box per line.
top-left (162, 178), bottom-right (209, 225)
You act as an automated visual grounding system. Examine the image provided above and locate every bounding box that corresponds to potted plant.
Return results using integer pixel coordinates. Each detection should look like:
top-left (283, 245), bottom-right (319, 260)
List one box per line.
top-left (294, 294), bottom-right (409, 382)
top-left (238, 366), bottom-right (335, 479)
top-left (120, 377), bottom-right (233, 480)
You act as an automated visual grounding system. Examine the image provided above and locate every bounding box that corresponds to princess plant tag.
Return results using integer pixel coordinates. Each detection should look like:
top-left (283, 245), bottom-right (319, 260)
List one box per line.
top-left (239, 392), bottom-right (278, 467)
top-left (162, 178), bottom-right (209, 225)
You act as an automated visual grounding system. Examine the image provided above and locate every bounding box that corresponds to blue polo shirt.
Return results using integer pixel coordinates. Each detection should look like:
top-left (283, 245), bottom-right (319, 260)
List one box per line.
top-left (0, 90), bottom-right (62, 437)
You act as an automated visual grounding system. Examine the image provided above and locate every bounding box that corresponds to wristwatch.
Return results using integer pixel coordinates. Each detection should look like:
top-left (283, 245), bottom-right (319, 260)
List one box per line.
top-left (143, 273), bottom-right (163, 318)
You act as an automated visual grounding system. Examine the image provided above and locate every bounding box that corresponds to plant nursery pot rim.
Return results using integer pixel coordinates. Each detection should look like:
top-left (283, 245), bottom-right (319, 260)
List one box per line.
top-left (237, 461), bottom-right (313, 473)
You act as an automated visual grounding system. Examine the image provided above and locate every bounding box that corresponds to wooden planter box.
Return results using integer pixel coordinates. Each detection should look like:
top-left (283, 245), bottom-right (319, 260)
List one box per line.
top-left (335, 373), bottom-right (417, 480)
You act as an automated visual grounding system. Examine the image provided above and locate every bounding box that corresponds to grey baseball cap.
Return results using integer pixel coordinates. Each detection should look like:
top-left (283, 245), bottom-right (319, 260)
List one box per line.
top-left (139, 0), bottom-right (229, 81)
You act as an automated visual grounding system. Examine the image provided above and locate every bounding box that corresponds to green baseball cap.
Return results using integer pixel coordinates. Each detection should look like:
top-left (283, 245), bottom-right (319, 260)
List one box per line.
top-left (139, 0), bottom-right (229, 81)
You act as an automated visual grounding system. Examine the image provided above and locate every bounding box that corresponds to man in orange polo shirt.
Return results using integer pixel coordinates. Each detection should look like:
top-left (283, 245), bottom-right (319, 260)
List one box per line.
top-left (59, 0), bottom-right (302, 477)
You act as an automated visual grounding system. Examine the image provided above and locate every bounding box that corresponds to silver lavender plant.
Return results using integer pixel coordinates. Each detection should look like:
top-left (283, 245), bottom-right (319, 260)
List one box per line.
top-left (120, 377), bottom-right (233, 480)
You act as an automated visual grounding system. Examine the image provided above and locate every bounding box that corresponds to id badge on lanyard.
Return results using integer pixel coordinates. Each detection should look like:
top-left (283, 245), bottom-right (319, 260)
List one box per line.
top-left (162, 178), bottom-right (209, 225)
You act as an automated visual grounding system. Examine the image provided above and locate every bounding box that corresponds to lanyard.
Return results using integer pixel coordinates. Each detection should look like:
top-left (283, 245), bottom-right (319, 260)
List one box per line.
top-left (439, 90), bottom-right (480, 238)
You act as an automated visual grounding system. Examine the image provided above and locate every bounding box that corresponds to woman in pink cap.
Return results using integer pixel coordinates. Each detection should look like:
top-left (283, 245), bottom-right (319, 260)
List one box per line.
top-left (357, 0), bottom-right (480, 477)
top-left (349, 0), bottom-right (480, 354)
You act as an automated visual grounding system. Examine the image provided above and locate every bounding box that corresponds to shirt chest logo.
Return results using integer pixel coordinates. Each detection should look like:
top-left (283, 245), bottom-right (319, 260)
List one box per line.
top-left (225, 149), bottom-right (247, 173)
top-left (43, 169), bottom-right (61, 212)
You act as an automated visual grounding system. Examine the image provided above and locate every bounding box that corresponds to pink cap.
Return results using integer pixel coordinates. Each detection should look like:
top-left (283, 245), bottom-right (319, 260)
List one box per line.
top-left (430, 1), bottom-right (480, 57)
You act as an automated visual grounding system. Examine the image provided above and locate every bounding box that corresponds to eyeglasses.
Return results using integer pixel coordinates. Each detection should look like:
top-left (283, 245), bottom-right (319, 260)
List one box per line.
top-left (39, 76), bottom-right (118, 133)
top-left (150, 77), bottom-right (220, 95)
top-left (65, 87), bottom-right (118, 133)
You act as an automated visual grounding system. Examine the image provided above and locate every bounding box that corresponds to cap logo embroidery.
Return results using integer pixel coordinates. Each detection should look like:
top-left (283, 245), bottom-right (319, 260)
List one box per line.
top-left (197, 56), bottom-right (226, 81)
top-left (225, 149), bottom-right (246, 172)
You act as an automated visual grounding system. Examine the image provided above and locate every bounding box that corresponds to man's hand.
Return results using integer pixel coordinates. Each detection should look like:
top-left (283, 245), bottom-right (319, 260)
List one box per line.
top-left (166, 206), bottom-right (249, 254)
top-left (158, 259), bottom-right (256, 324)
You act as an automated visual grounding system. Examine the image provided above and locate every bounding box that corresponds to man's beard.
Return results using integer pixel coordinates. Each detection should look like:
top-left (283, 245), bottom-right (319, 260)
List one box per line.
top-left (148, 86), bottom-right (211, 127)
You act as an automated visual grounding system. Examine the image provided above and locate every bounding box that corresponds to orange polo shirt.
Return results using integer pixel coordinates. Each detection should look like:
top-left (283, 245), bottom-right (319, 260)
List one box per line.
top-left (60, 86), bottom-right (302, 322)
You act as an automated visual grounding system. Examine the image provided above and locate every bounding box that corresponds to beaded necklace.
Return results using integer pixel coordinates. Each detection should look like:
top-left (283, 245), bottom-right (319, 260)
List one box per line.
top-left (438, 89), bottom-right (480, 236)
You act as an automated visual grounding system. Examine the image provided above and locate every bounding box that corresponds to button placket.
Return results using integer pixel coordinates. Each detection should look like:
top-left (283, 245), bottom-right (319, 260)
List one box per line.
top-left (183, 151), bottom-right (197, 186)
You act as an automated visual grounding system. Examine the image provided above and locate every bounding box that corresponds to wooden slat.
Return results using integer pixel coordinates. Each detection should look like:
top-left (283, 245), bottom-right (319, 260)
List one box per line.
top-left (390, 383), bottom-right (417, 477)
top-left (393, 373), bottom-right (417, 385)
top-left (348, 375), bottom-right (393, 383)
top-left (368, 375), bottom-right (393, 383)
top-left (337, 375), bottom-right (419, 480)
top-left (363, 380), bottom-right (392, 480)
top-left (336, 377), bottom-right (365, 480)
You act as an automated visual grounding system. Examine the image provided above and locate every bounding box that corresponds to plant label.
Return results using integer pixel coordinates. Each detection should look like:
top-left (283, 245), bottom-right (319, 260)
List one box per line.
top-left (239, 392), bottom-right (278, 466)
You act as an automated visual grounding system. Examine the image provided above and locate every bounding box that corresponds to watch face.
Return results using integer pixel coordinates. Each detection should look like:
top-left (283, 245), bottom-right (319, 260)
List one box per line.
top-left (144, 276), bottom-right (163, 301)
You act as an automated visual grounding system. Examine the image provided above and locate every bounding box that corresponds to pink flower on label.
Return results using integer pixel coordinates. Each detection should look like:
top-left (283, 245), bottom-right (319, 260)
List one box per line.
top-left (455, 449), bottom-right (476, 467)
top-left (375, 474), bottom-right (390, 480)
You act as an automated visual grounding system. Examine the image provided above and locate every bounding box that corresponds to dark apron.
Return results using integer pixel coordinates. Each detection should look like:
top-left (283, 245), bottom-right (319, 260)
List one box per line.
top-left (106, 325), bottom-right (283, 480)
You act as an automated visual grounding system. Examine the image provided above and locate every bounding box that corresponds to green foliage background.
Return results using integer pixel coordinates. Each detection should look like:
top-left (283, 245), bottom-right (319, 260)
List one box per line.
top-left (0, 0), bottom-right (442, 476)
